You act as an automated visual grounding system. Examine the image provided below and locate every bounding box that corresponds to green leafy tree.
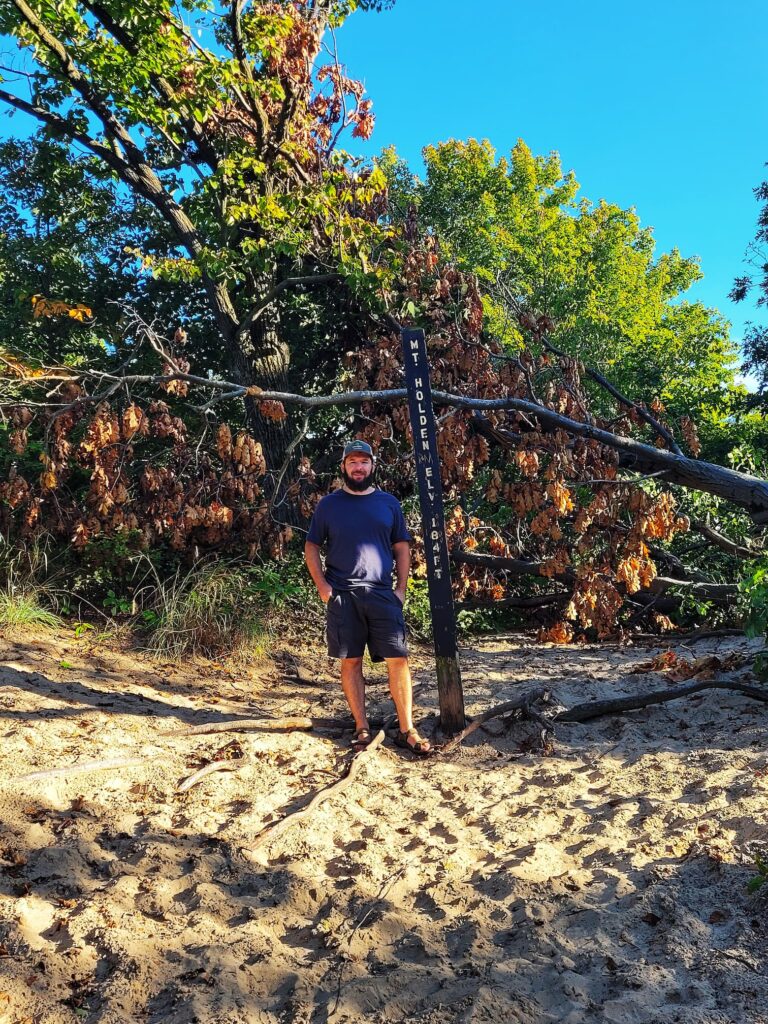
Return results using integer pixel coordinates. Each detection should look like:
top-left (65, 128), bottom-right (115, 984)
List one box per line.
top-left (0, 0), bottom-right (399, 463)
top-left (731, 170), bottom-right (768, 397)
top-left (415, 138), bottom-right (739, 436)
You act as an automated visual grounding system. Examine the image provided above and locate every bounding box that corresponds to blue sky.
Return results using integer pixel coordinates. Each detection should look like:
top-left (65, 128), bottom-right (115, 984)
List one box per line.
top-left (337, 0), bottom-right (768, 352)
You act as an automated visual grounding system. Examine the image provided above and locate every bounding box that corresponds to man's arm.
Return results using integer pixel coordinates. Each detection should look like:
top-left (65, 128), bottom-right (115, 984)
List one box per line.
top-left (305, 541), bottom-right (333, 603)
top-left (392, 540), bottom-right (410, 604)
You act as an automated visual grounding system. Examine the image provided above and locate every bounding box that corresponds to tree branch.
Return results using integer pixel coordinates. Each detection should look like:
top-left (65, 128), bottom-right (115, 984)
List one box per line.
top-left (228, 0), bottom-right (269, 151)
top-left (542, 335), bottom-right (684, 456)
top-left (11, 0), bottom-right (140, 159)
top-left (79, 0), bottom-right (219, 171)
top-left (691, 519), bottom-right (765, 560)
top-left (6, 365), bottom-right (768, 519)
top-left (237, 273), bottom-right (343, 338)
top-left (0, 87), bottom-right (127, 170)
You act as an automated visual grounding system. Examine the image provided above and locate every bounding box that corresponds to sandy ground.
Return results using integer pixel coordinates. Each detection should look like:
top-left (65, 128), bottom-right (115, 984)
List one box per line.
top-left (1, 626), bottom-right (767, 1024)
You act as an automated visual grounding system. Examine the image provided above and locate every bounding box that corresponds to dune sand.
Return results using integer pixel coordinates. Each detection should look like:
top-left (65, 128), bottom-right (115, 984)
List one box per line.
top-left (1, 628), bottom-right (766, 1023)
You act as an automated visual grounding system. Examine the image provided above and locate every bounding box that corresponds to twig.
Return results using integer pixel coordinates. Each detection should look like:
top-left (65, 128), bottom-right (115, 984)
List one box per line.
top-left (161, 716), bottom-right (314, 737)
top-left (177, 758), bottom-right (245, 793)
top-left (248, 729), bottom-right (385, 852)
top-left (20, 755), bottom-right (162, 780)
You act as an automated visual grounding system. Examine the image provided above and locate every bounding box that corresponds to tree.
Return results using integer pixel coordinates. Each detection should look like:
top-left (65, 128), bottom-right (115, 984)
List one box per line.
top-left (0, 0), bottom-right (399, 464)
top-left (414, 139), bottom-right (739, 437)
top-left (1, 5), bottom-right (766, 641)
top-left (731, 168), bottom-right (768, 397)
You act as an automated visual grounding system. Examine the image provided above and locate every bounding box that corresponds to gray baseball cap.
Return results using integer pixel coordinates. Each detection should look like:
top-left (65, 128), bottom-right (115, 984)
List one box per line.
top-left (342, 439), bottom-right (374, 459)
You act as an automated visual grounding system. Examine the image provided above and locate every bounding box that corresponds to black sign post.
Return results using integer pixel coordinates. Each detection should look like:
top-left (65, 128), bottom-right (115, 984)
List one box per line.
top-left (401, 328), bottom-right (465, 734)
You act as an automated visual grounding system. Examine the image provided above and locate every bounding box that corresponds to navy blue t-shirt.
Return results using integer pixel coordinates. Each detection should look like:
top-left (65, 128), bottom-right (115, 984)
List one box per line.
top-left (306, 488), bottom-right (411, 591)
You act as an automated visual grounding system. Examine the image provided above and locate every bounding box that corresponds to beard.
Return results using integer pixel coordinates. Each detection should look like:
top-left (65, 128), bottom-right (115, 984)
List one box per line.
top-left (342, 467), bottom-right (375, 492)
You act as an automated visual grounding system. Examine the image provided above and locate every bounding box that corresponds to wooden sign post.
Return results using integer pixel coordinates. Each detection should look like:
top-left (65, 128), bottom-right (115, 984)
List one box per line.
top-left (401, 328), bottom-right (465, 734)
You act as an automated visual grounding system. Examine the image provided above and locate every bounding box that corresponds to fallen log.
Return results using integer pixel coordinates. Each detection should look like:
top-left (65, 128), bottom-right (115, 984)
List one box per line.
top-left (441, 679), bottom-right (768, 753)
top-left (557, 678), bottom-right (768, 723)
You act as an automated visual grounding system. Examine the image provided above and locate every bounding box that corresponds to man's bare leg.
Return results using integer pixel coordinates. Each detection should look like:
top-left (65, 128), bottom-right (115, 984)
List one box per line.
top-left (340, 657), bottom-right (369, 733)
top-left (386, 656), bottom-right (413, 733)
top-left (387, 657), bottom-right (431, 752)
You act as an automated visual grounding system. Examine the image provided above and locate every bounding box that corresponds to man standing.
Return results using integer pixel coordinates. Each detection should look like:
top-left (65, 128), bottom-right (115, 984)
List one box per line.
top-left (304, 439), bottom-right (431, 754)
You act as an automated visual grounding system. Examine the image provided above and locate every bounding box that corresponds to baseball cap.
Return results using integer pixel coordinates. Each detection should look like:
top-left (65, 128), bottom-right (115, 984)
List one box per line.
top-left (342, 439), bottom-right (374, 459)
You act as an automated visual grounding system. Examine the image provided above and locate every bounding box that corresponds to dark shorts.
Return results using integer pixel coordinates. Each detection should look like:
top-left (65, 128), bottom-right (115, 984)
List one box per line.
top-left (326, 587), bottom-right (408, 662)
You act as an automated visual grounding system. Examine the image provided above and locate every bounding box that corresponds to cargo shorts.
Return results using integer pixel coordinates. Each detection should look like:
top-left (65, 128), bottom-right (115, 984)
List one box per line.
top-left (326, 586), bottom-right (408, 662)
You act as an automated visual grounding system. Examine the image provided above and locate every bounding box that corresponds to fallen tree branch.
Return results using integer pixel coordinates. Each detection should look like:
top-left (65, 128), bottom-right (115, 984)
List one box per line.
top-left (451, 550), bottom-right (736, 608)
top-left (247, 729), bottom-right (385, 852)
top-left (541, 335), bottom-right (683, 455)
top-left (160, 716), bottom-right (313, 737)
top-left (8, 367), bottom-right (768, 516)
top-left (440, 689), bottom-right (552, 754)
top-left (177, 759), bottom-right (245, 793)
top-left (455, 592), bottom-right (569, 611)
top-left (20, 755), bottom-right (161, 780)
top-left (651, 577), bottom-right (738, 599)
top-left (691, 520), bottom-right (765, 560)
top-left (441, 678), bottom-right (768, 753)
top-left (556, 677), bottom-right (768, 723)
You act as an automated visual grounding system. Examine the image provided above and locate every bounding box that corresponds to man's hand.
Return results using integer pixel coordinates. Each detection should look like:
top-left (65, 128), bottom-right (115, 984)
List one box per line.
top-left (394, 586), bottom-right (406, 606)
top-left (305, 542), bottom-right (332, 604)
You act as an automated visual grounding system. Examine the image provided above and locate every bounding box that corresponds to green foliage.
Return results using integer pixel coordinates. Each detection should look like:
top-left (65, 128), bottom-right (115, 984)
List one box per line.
top-left (731, 174), bottom-right (768, 400)
top-left (140, 561), bottom-right (268, 661)
top-left (403, 578), bottom-right (432, 640)
top-left (71, 531), bottom-right (147, 610)
top-left (0, 536), bottom-right (61, 628)
top-left (0, 586), bottom-right (61, 629)
top-left (247, 564), bottom-right (303, 608)
top-left (416, 138), bottom-right (739, 429)
top-left (739, 559), bottom-right (768, 641)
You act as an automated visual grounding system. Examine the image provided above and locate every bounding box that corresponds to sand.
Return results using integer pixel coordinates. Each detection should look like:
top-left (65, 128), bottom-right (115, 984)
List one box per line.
top-left (1, 627), bottom-right (767, 1024)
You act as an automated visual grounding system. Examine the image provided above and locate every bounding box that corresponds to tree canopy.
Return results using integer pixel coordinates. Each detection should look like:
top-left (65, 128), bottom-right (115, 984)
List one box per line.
top-left (0, 1), bottom-right (765, 643)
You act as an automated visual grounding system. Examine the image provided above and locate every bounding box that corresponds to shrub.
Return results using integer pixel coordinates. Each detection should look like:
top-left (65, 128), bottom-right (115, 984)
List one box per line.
top-left (0, 538), bottom-right (62, 629)
top-left (139, 561), bottom-right (269, 661)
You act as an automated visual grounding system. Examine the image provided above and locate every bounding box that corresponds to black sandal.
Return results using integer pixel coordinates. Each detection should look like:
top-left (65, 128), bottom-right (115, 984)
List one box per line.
top-left (394, 728), bottom-right (432, 756)
top-left (351, 728), bottom-right (372, 752)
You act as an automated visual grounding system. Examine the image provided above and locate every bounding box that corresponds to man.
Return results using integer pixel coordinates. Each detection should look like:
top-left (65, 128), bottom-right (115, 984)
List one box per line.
top-left (304, 439), bottom-right (431, 754)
